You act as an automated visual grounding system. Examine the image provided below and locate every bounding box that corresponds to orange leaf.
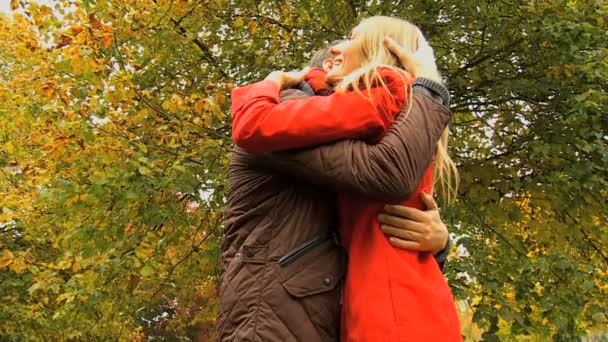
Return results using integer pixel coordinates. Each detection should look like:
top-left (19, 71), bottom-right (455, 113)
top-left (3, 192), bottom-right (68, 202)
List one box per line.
top-left (102, 34), bottom-right (113, 48)
top-left (194, 99), bottom-right (207, 114)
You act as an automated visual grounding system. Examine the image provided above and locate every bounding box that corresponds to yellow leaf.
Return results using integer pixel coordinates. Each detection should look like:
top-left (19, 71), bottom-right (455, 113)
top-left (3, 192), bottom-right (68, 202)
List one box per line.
top-left (0, 249), bottom-right (15, 269)
top-left (534, 283), bottom-right (544, 296)
top-left (172, 94), bottom-right (187, 110)
top-left (56, 293), bottom-right (70, 303)
top-left (135, 245), bottom-right (154, 260)
top-left (162, 94), bottom-right (186, 111)
top-left (52, 260), bottom-right (73, 270)
top-left (9, 255), bottom-right (27, 274)
top-left (72, 260), bottom-right (82, 273)
top-left (161, 99), bottom-right (174, 111)
top-left (4, 141), bottom-right (15, 154)
top-left (234, 17), bottom-right (244, 28)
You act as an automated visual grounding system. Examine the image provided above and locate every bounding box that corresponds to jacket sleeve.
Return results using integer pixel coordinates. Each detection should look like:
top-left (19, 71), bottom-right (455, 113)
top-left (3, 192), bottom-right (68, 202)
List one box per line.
top-left (433, 237), bottom-right (451, 270)
top-left (231, 75), bottom-right (406, 153)
top-left (253, 89), bottom-right (453, 202)
top-left (304, 68), bottom-right (331, 95)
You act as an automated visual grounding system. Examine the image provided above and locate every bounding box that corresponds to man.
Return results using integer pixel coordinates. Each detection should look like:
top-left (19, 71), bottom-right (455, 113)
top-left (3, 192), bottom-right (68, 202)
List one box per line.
top-left (217, 40), bottom-right (452, 341)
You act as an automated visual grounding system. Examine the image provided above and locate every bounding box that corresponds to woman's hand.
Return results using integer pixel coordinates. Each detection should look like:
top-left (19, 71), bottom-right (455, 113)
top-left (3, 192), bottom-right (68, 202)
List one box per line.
top-left (384, 36), bottom-right (439, 81)
top-left (265, 67), bottom-right (311, 90)
top-left (377, 192), bottom-right (448, 255)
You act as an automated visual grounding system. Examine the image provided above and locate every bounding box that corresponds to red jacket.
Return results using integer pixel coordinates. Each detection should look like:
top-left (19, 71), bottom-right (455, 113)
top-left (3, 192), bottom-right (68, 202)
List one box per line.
top-left (231, 69), bottom-right (403, 152)
top-left (231, 69), bottom-right (461, 341)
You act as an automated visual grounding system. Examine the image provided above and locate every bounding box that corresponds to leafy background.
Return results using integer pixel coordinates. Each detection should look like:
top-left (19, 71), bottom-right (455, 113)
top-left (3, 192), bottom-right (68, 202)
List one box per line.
top-left (0, 0), bottom-right (606, 340)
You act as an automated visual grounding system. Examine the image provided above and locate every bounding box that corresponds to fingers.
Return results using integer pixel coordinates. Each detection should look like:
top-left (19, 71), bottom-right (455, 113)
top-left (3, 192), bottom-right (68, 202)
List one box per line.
top-left (288, 68), bottom-right (309, 81)
top-left (384, 36), bottom-right (411, 61)
top-left (383, 36), bottom-right (401, 55)
top-left (380, 224), bottom-right (423, 241)
top-left (299, 67), bottom-right (311, 81)
top-left (277, 68), bottom-right (310, 89)
top-left (378, 213), bottom-right (427, 233)
top-left (300, 66), bottom-right (311, 76)
top-left (388, 237), bottom-right (424, 251)
top-left (420, 192), bottom-right (439, 211)
top-left (382, 204), bottom-right (428, 222)
top-left (264, 70), bottom-right (284, 88)
top-left (378, 212), bottom-right (426, 232)
top-left (383, 37), bottom-right (417, 77)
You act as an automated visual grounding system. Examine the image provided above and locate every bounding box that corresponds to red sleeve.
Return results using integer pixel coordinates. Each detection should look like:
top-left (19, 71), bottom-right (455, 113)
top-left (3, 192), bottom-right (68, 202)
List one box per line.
top-left (304, 68), bottom-right (331, 95)
top-left (231, 69), bottom-right (411, 153)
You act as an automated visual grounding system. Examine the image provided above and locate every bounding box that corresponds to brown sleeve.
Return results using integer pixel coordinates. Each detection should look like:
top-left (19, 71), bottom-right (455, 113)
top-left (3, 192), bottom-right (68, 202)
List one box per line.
top-left (253, 90), bottom-right (453, 202)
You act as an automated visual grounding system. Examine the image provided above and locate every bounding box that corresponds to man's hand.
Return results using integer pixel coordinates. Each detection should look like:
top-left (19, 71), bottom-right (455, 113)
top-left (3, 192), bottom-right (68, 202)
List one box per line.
top-left (265, 67), bottom-right (311, 90)
top-left (378, 192), bottom-right (448, 255)
top-left (384, 36), bottom-right (441, 82)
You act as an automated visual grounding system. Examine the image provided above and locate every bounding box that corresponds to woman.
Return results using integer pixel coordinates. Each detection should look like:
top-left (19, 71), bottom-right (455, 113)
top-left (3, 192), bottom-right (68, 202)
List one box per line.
top-left (231, 16), bottom-right (461, 340)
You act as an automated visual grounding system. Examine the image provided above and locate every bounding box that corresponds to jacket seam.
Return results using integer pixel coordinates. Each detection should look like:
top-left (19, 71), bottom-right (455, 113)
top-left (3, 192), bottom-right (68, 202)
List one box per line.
top-left (250, 254), bottom-right (273, 339)
top-left (412, 89), bottom-right (452, 114)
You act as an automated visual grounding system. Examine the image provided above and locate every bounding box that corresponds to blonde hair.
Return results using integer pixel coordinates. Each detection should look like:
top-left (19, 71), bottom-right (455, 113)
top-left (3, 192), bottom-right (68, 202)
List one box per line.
top-left (335, 16), bottom-right (459, 203)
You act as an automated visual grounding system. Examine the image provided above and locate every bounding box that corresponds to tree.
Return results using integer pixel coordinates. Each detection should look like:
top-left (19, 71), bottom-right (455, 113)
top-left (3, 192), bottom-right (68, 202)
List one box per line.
top-left (0, 0), bottom-right (606, 340)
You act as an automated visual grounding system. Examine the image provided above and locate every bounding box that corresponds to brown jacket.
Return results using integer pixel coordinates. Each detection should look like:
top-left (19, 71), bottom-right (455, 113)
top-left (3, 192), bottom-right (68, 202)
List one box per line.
top-left (217, 88), bottom-right (453, 342)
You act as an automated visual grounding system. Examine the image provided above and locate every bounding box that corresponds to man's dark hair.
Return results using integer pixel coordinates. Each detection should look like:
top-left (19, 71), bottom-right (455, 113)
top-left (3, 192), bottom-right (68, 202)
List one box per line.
top-left (308, 39), bottom-right (345, 68)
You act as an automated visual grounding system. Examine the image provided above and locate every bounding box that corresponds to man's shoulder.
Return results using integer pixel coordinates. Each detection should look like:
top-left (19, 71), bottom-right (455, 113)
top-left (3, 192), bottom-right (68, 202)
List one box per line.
top-left (280, 87), bottom-right (312, 102)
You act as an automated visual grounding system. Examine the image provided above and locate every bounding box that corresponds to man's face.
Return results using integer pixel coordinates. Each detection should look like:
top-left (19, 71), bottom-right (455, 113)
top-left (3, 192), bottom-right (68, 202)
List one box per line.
top-left (325, 33), bottom-right (363, 84)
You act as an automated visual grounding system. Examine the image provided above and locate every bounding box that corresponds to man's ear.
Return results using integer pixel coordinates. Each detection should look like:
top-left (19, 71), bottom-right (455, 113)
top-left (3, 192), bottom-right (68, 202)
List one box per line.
top-left (322, 58), bottom-right (334, 72)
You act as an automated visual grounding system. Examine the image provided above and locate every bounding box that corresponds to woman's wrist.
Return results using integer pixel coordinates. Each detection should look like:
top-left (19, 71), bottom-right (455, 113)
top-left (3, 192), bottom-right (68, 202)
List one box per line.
top-left (265, 71), bottom-right (284, 89)
top-left (264, 68), bottom-right (311, 91)
top-left (431, 223), bottom-right (449, 255)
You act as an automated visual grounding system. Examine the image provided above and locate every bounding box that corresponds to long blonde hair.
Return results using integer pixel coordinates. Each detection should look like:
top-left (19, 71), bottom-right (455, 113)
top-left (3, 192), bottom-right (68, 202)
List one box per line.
top-left (335, 16), bottom-right (459, 203)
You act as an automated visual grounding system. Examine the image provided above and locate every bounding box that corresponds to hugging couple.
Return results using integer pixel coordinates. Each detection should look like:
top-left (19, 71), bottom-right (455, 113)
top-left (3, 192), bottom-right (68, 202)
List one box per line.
top-left (218, 15), bottom-right (462, 341)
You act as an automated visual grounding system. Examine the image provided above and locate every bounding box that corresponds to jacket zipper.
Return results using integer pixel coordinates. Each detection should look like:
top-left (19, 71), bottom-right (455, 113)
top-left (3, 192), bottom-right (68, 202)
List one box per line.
top-left (278, 232), bottom-right (331, 267)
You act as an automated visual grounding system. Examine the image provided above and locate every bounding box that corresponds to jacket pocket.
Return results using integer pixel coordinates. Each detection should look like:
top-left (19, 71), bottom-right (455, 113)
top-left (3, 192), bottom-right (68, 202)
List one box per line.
top-left (278, 231), bottom-right (332, 267)
top-left (280, 238), bottom-right (345, 297)
top-left (276, 238), bottom-right (346, 341)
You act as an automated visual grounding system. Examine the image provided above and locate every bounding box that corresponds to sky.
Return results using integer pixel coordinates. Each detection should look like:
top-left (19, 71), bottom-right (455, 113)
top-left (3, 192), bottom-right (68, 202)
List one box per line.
top-left (0, 1), bottom-right (11, 15)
